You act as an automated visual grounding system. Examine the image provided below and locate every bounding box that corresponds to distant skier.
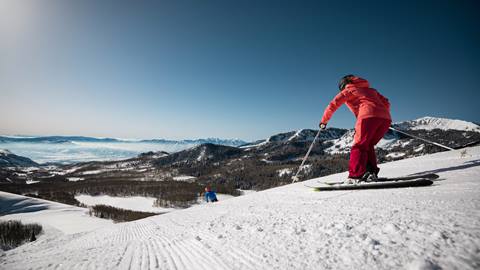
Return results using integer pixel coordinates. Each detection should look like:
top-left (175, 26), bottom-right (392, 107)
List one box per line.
top-left (204, 187), bottom-right (218, 203)
top-left (319, 75), bottom-right (391, 182)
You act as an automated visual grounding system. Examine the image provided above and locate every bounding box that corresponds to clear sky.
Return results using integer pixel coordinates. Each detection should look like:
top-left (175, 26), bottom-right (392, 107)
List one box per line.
top-left (1, 0), bottom-right (478, 141)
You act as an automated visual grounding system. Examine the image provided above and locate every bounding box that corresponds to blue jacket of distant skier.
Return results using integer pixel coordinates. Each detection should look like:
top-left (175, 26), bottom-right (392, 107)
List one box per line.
top-left (205, 191), bottom-right (218, 202)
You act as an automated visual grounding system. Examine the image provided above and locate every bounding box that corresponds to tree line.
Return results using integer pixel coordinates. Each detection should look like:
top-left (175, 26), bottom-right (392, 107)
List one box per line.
top-left (0, 220), bottom-right (42, 250)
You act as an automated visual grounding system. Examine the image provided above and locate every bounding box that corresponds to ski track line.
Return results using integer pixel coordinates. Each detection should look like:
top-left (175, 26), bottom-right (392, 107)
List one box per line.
top-left (191, 228), bottom-right (265, 270)
top-left (170, 236), bottom-right (223, 270)
top-left (161, 237), bottom-right (182, 270)
top-left (117, 219), bottom-right (222, 270)
top-left (117, 221), bottom-right (183, 270)
top-left (145, 240), bottom-right (160, 269)
top-left (151, 232), bottom-right (177, 270)
top-left (154, 225), bottom-right (232, 270)
top-left (164, 215), bottom-right (267, 270)
top-left (160, 236), bottom-right (188, 270)
top-left (115, 243), bottom-right (131, 268)
top-left (193, 232), bottom-right (264, 270)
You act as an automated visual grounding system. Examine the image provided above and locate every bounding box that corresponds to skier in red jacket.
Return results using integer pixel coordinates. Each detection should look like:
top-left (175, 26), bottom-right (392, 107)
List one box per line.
top-left (320, 75), bottom-right (392, 182)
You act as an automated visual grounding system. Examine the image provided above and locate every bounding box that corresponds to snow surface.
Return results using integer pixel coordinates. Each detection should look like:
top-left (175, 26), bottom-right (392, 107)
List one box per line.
top-left (81, 169), bottom-right (106, 175)
top-left (197, 147), bottom-right (207, 161)
top-left (25, 180), bottom-right (40, 185)
top-left (172, 175), bottom-right (197, 182)
top-left (386, 152), bottom-right (407, 159)
top-left (0, 192), bottom-right (112, 237)
top-left (326, 132), bottom-right (406, 155)
top-left (240, 140), bottom-right (268, 149)
top-left (414, 144), bottom-right (425, 153)
top-left (75, 195), bottom-right (174, 213)
top-left (324, 129), bottom-right (355, 154)
top-left (2, 147), bottom-right (480, 269)
top-left (67, 177), bottom-right (84, 182)
top-left (288, 129), bottom-right (305, 141)
top-left (277, 168), bottom-right (293, 177)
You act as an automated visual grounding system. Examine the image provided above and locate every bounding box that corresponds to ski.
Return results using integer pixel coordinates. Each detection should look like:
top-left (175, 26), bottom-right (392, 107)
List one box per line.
top-left (319, 173), bottom-right (439, 185)
top-left (307, 178), bottom-right (434, 191)
top-left (376, 173), bottom-right (439, 182)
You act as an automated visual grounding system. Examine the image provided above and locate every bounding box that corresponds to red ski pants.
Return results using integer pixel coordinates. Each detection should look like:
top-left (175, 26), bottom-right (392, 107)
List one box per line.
top-left (349, 117), bottom-right (391, 178)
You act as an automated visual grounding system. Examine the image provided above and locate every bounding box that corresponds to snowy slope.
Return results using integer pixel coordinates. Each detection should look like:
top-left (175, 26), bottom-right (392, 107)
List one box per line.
top-left (0, 192), bottom-right (112, 238)
top-left (2, 147), bottom-right (480, 269)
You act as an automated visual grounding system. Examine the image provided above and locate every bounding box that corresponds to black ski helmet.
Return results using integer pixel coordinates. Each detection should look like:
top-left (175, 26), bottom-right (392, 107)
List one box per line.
top-left (338, 74), bottom-right (355, 91)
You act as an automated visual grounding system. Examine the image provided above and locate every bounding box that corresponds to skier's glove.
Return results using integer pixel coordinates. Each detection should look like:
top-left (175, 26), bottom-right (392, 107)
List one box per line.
top-left (319, 123), bottom-right (327, 130)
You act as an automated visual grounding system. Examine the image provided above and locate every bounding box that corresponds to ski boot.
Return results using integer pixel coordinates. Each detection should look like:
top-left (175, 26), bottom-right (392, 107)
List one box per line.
top-left (344, 172), bottom-right (378, 185)
top-left (364, 172), bottom-right (378, 182)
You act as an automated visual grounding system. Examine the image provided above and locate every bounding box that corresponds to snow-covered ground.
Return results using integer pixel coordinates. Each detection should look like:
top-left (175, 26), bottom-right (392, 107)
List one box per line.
top-left (1, 147), bottom-right (480, 269)
top-left (277, 168), bottom-right (293, 177)
top-left (0, 192), bottom-right (112, 238)
top-left (172, 175), bottom-right (197, 182)
top-left (75, 195), bottom-right (174, 213)
top-left (386, 152), bottom-right (407, 159)
top-left (75, 193), bottom-right (237, 214)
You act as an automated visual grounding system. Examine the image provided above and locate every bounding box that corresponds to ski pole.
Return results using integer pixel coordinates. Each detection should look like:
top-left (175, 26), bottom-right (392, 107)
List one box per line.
top-left (292, 129), bottom-right (322, 183)
top-left (389, 127), bottom-right (454, 151)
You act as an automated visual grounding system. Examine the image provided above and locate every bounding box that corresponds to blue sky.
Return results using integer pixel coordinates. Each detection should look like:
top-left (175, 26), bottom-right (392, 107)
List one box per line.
top-left (1, 0), bottom-right (478, 141)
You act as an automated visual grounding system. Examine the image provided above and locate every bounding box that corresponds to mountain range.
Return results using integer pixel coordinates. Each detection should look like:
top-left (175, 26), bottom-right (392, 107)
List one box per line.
top-left (1, 117), bottom-right (479, 193)
top-left (0, 135), bottom-right (247, 147)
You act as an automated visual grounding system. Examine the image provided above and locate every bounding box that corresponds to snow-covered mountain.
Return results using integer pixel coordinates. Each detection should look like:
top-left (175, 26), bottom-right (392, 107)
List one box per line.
top-left (0, 135), bottom-right (247, 146)
top-left (154, 143), bottom-right (243, 166)
top-left (2, 116), bottom-right (479, 190)
top-left (325, 117), bottom-right (480, 157)
top-left (2, 146), bottom-right (479, 269)
top-left (240, 128), bottom-right (348, 164)
top-left (0, 149), bottom-right (38, 168)
top-left (241, 128), bottom-right (347, 148)
top-left (394, 116), bottom-right (480, 132)
top-left (1, 117), bottom-right (476, 165)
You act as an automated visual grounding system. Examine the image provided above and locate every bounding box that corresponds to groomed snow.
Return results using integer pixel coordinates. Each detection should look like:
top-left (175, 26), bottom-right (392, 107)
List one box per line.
top-left (2, 147), bottom-right (480, 269)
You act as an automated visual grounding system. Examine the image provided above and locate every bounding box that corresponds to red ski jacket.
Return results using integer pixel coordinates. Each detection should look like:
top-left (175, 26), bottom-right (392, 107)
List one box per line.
top-left (321, 77), bottom-right (391, 124)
